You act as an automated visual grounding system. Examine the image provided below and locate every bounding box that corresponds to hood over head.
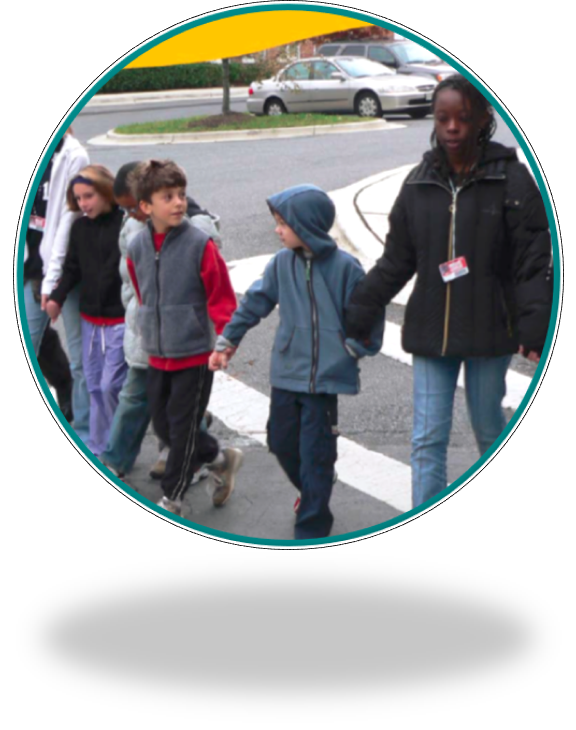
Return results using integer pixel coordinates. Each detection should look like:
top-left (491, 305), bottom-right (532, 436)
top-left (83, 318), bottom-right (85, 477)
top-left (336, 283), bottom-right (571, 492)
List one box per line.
top-left (267, 184), bottom-right (336, 258)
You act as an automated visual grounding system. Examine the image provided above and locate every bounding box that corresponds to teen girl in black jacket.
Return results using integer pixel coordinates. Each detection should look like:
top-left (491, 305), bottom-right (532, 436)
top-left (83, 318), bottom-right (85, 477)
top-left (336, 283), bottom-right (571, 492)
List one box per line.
top-left (345, 75), bottom-right (552, 508)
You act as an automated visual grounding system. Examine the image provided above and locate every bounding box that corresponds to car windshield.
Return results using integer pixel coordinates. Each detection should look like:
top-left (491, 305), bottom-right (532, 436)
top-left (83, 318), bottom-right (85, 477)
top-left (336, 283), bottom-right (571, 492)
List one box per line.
top-left (336, 57), bottom-right (393, 78)
top-left (393, 42), bottom-right (441, 65)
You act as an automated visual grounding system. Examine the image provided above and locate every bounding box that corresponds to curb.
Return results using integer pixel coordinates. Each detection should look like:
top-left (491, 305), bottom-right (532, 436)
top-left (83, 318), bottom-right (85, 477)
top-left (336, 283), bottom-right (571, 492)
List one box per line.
top-left (329, 165), bottom-right (414, 265)
top-left (87, 87), bottom-right (250, 107)
top-left (91, 119), bottom-right (394, 146)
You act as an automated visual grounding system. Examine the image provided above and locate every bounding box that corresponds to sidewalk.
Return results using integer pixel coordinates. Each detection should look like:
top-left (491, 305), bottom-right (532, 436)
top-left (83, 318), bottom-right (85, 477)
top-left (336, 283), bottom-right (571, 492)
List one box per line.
top-left (331, 145), bottom-right (530, 265)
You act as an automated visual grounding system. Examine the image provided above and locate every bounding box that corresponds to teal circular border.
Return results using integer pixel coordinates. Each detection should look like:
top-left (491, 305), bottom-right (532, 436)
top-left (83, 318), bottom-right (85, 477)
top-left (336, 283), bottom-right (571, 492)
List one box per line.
top-left (14, 1), bottom-right (562, 549)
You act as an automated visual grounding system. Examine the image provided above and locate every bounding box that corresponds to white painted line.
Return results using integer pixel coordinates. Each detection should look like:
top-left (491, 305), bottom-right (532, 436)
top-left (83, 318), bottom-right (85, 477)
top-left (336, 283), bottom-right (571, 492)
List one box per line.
top-left (227, 254), bottom-right (274, 294)
top-left (209, 371), bottom-right (411, 512)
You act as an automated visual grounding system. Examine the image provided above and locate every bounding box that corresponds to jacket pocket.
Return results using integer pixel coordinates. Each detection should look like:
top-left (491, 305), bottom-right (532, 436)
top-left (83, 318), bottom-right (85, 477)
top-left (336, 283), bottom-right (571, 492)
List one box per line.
top-left (161, 304), bottom-right (207, 355)
top-left (137, 305), bottom-right (158, 354)
top-left (274, 325), bottom-right (312, 380)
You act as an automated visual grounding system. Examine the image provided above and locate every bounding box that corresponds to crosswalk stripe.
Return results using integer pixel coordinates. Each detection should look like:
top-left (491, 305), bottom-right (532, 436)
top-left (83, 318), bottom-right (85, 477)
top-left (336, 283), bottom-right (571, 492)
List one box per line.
top-left (209, 371), bottom-right (411, 512)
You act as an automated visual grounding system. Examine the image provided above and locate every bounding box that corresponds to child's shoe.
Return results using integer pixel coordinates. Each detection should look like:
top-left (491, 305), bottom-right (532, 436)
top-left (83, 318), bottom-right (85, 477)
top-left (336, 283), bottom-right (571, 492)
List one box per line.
top-left (210, 448), bottom-right (243, 507)
top-left (157, 495), bottom-right (182, 516)
top-left (149, 447), bottom-right (170, 480)
top-left (101, 461), bottom-right (125, 480)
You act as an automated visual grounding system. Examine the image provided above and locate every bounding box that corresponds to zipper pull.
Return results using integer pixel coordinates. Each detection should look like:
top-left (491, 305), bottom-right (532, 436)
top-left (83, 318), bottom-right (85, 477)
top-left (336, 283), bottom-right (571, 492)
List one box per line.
top-left (306, 259), bottom-right (311, 281)
top-left (155, 250), bottom-right (160, 261)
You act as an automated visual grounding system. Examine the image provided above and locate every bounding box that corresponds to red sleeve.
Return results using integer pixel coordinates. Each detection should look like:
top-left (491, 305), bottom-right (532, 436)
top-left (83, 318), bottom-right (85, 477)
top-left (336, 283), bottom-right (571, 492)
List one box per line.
top-left (200, 239), bottom-right (237, 335)
top-left (126, 257), bottom-right (142, 305)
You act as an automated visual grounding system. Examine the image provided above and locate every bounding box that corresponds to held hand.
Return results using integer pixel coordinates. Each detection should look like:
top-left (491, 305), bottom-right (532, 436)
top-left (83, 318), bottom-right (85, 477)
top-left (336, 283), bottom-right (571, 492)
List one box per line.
top-left (209, 348), bottom-right (236, 371)
top-left (45, 300), bottom-right (61, 323)
top-left (518, 345), bottom-right (540, 364)
top-left (40, 294), bottom-right (49, 311)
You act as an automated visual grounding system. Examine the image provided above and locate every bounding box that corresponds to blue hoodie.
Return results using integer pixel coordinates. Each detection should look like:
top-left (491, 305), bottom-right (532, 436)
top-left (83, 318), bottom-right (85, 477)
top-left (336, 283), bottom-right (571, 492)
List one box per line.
top-left (218, 185), bottom-right (383, 395)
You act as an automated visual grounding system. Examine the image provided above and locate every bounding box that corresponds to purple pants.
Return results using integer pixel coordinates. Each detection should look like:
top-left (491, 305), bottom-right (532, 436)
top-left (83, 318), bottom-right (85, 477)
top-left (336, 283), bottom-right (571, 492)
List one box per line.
top-left (81, 320), bottom-right (128, 456)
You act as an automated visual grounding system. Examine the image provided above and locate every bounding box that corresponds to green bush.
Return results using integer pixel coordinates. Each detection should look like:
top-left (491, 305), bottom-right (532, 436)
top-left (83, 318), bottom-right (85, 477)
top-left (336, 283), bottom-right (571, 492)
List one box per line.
top-left (98, 62), bottom-right (265, 94)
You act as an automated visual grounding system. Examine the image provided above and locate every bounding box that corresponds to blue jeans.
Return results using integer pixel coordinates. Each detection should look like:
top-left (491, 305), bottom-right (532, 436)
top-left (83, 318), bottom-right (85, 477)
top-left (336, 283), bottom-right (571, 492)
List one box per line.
top-left (23, 280), bottom-right (90, 441)
top-left (23, 280), bottom-right (49, 356)
top-left (412, 355), bottom-right (512, 508)
top-left (61, 286), bottom-right (90, 442)
top-left (101, 366), bottom-right (150, 474)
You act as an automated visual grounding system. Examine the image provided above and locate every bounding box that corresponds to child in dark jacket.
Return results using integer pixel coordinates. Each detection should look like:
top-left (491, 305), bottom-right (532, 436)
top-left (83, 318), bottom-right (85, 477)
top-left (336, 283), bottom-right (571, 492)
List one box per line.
top-left (210, 184), bottom-right (382, 540)
top-left (46, 164), bottom-right (127, 457)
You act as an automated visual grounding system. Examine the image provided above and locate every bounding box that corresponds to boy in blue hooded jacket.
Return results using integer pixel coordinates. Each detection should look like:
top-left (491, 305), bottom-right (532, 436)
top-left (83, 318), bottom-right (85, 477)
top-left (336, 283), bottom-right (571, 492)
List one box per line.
top-left (209, 184), bottom-right (383, 540)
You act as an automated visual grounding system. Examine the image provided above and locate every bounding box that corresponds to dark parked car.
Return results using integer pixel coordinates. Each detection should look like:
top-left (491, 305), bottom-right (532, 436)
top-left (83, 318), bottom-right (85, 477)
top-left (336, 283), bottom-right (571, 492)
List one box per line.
top-left (318, 40), bottom-right (455, 82)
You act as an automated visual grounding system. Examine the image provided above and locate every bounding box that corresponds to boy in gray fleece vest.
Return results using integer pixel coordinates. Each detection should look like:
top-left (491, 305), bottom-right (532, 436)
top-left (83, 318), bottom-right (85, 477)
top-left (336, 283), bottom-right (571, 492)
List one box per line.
top-left (126, 160), bottom-right (242, 518)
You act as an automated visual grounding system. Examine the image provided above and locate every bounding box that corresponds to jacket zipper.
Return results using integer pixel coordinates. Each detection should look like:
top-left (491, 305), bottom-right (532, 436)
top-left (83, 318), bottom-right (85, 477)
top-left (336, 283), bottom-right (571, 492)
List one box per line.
top-left (442, 180), bottom-right (459, 356)
top-left (155, 250), bottom-right (163, 356)
top-left (306, 259), bottom-right (319, 393)
top-left (407, 172), bottom-right (507, 355)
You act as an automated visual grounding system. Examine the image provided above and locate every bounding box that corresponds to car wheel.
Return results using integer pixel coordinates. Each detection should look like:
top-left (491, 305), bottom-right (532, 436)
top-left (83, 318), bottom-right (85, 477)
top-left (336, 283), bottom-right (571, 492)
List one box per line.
top-left (355, 92), bottom-right (382, 118)
top-left (264, 98), bottom-right (287, 116)
top-left (408, 108), bottom-right (430, 119)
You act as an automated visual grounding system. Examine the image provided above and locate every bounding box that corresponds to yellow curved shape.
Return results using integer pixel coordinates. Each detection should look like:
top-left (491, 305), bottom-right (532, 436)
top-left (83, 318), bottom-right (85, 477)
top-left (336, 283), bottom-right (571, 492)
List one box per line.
top-left (127, 10), bottom-right (372, 68)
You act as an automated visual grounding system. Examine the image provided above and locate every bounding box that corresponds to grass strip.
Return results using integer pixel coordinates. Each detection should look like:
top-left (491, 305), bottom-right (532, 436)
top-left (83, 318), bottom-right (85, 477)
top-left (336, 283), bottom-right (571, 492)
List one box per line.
top-left (115, 112), bottom-right (370, 135)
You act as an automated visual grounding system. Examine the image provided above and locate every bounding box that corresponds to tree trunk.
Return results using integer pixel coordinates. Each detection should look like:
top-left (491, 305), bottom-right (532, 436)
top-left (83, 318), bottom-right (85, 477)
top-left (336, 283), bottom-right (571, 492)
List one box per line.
top-left (222, 58), bottom-right (231, 115)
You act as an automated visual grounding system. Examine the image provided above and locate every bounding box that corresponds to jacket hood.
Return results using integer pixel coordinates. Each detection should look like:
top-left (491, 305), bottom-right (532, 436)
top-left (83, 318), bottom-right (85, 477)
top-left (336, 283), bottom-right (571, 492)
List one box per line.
top-left (186, 196), bottom-right (209, 218)
top-left (267, 184), bottom-right (336, 258)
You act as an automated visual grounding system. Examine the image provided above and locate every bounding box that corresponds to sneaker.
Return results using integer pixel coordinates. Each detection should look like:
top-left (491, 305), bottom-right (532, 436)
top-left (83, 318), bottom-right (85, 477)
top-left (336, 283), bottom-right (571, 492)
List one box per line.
top-left (190, 464), bottom-right (210, 486)
top-left (157, 495), bottom-right (182, 516)
top-left (101, 461), bottom-right (125, 480)
top-left (210, 447), bottom-right (243, 507)
top-left (149, 447), bottom-right (170, 480)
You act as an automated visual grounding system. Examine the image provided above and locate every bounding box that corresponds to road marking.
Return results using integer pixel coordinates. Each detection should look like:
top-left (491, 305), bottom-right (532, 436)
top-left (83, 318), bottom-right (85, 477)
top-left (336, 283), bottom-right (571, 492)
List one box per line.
top-left (209, 371), bottom-right (412, 512)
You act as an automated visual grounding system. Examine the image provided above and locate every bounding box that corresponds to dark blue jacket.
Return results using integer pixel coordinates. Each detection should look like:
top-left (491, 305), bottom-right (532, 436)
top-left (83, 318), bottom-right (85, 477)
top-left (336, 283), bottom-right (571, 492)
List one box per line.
top-left (220, 185), bottom-right (383, 395)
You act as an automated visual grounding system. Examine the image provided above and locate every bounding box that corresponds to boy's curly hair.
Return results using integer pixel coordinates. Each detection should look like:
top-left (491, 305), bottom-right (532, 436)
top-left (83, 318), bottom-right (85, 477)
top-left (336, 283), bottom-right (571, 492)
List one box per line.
top-left (128, 159), bottom-right (187, 203)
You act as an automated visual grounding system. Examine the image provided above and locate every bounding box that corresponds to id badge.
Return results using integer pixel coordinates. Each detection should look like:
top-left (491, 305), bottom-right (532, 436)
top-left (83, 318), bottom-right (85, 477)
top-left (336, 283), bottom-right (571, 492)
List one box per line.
top-left (439, 256), bottom-right (469, 283)
top-left (29, 215), bottom-right (46, 232)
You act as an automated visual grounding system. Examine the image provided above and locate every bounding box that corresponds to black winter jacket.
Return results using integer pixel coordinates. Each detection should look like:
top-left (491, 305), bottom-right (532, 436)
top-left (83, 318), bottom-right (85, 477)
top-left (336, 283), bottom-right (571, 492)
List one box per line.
top-left (345, 142), bottom-right (552, 357)
top-left (50, 206), bottom-right (125, 320)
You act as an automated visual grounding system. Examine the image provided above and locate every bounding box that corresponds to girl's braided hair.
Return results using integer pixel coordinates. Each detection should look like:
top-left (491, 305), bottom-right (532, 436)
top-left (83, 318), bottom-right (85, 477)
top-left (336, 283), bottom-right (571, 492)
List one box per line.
top-left (430, 74), bottom-right (497, 182)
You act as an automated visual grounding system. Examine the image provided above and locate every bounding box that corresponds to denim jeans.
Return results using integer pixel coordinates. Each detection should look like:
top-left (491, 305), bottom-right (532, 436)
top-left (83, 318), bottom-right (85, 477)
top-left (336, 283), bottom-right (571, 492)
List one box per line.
top-left (23, 280), bottom-right (49, 356)
top-left (23, 280), bottom-right (90, 440)
top-left (61, 286), bottom-right (90, 442)
top-left (412, 355), bottom-right (512, 508)
top-left (101, 366), bottom-right (150, 474)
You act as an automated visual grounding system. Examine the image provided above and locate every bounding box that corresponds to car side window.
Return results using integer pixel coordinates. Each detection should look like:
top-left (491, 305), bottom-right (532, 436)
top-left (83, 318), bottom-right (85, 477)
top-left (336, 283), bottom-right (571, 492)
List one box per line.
top-left (368, 46), bottom-right (397, 65)
top-left (342, 45), bottom-right (367, 57)
top-left (318, 45), bottom-right (340, 56)
top-left (281, 62), bottom-right (311, 81)
top-left (312, 61), bottom-right (340, 80)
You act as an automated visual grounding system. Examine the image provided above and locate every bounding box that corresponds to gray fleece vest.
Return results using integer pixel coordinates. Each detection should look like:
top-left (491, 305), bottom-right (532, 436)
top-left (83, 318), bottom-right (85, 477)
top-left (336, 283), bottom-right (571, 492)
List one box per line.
top-left (128, 219), bottom-right (214, 358)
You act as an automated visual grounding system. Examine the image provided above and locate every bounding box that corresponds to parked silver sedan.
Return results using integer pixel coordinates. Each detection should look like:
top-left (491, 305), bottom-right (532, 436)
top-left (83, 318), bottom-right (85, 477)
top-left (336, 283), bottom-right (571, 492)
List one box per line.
top-left (246, 56), bottom-right (437, 119)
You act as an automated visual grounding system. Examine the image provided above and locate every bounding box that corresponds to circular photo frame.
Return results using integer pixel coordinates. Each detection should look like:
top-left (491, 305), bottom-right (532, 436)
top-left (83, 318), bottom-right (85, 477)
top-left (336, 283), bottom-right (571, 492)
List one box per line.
top-left (14, 1), bottom-right (562, 548)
